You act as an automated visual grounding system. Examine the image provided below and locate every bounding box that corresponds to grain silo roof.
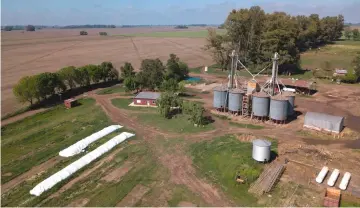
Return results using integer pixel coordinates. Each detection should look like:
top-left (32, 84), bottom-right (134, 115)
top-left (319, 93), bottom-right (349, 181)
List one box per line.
top-left (253, 91), bottom-right (269, 98)
top-left (271, 94), bottom-right (289, 101)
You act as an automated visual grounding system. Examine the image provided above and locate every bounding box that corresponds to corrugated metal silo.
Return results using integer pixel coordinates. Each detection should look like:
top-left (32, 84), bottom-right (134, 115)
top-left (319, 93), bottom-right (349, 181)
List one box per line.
top-left (269, 94), bottom-right (289, 121)
top-left (213, 86), bottom-right (228, 109)
top-left (228, 89), bottom-right (244, 112)
top-left (252, 139), bottom-right (271, 162)
top-left (283, 91), bottom-right (295, 116)
top-left (252, 92), bottom-right (270, 117)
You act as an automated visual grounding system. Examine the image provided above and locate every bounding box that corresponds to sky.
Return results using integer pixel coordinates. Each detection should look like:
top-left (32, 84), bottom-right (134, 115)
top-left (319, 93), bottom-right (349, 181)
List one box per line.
top-left (1, 0), bottom-right (360, 25)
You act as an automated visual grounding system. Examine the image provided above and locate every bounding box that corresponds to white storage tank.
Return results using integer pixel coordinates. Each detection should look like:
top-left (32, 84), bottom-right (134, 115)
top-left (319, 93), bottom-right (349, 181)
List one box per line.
top-left (315, 166), bottom-right (329, 184)
top-left (339, 172), bottom-right (351, 190)
top-left (327, 169), bottom-right (340, 187)
top-left (252, 139), bottom-right (271, 162)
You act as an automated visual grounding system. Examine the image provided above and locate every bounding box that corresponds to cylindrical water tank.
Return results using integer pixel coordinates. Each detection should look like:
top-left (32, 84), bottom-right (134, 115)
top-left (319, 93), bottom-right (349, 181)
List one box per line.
top-left (270, 95), bottom-right (288, 121)
top-left (252, 92), bottom-right (270, 117)
top-left (252, 139), bottom-right (271, 162)
top-left (316, 166), bottom-right (329, 184)
top-left (213, 86), bottom-right (228, 108)
top-left (339, 172), bottom-right (351, 190)
top-left (327, 169), bottom-right (340, 187)
top-left (228, 89), bottom-right (244, 112)
top-left (283, 92), bottom-right (295, 116)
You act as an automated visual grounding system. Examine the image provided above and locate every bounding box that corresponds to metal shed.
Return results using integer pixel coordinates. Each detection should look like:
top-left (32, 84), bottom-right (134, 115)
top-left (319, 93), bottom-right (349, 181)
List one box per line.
top-left (303, 112), bottom-right (344, 134)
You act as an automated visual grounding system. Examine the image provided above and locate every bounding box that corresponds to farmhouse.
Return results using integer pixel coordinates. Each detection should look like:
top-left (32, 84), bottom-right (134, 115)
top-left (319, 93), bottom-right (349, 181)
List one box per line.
top-left (333, 69), bottom-right (348, 76)
top-left (133, 92), bottom-right (161, 106)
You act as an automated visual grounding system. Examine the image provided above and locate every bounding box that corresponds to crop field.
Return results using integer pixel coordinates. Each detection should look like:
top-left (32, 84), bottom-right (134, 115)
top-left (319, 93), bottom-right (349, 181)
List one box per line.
top-left (119, 29), bottom-right (226, 38)
top-left (1, 27), bottom-right (214, 116)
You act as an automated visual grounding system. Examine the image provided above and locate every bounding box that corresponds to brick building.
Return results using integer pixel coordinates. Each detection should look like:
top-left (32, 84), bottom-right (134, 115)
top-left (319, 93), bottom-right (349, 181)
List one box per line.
top-left (133, 92), bottom-right (161, 106)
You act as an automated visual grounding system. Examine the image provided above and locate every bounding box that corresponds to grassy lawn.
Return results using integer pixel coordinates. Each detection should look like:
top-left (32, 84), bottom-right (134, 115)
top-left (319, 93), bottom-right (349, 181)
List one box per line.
top-left (190, 134), bottom-right (272, 206)
top-left (115, 29), bottom-right (226, 38)
top-left (189, 66), bottom-right (203, 74)
top-left (0, 98), bottom-right (116, 184)
top-left (167, 185), bottom-right (208, 207)
top-left (96, 85), bottom-right (128, 95)
top-left (111, 98), bottom-right (157, 112)
top-left (229, 121), bottom-right (264, 129)
top-left (137, 113), bottom-right (213, 134)
top-left (300, 40), bottom-right (360, 70)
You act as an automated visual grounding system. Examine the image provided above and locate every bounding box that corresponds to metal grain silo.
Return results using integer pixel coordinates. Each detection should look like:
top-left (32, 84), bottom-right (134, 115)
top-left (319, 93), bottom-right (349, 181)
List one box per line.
top-left (252, 139), bottom-right (271, 162)
top-left (213, 86), bottom-right (228, 109)
top-left (283, 92), bottom-right (295, 116)
top-left (228, 89), bottom-right (244, 112)
top-left (269, 94), bottom-right (288, 122)
top-left (252, 92), bottom-right (270, 117)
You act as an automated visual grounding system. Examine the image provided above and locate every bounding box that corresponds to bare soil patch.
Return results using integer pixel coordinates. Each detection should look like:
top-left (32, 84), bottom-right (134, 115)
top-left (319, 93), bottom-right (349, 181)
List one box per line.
top-left (66, 198), bottom-right (89, 207)
top-left (178, 201), bottom-right (197, 207)
top-left (116, 184), bottom-right (150, 207)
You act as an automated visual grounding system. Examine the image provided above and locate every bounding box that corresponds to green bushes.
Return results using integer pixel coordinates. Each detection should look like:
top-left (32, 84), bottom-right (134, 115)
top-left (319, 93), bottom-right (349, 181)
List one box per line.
top-left (80, 30), bottom-right (88, 35)
top-left (99, 32), bottom-right (108, 36)
top-left (13, 62), bottom-right (119, 106)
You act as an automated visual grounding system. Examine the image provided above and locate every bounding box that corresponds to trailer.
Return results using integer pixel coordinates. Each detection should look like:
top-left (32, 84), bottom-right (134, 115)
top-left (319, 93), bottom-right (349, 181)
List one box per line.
top-left (324, 188), bottom-right (341, 207)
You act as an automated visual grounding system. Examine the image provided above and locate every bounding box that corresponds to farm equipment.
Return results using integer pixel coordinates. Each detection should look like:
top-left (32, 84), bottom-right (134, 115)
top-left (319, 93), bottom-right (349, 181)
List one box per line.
top-left (324, 188), bottom-right (341, 207)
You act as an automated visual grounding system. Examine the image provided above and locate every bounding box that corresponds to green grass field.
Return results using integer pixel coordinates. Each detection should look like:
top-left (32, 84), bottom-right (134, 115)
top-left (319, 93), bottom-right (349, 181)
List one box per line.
top-left (96, 85), bottom-right (128, 95)
top-left (115, 29), bottom-right (226, 38)
top-left (190, 134), bottom-right (269, 206)
top-left (1, 98), bottom-right (115, 184)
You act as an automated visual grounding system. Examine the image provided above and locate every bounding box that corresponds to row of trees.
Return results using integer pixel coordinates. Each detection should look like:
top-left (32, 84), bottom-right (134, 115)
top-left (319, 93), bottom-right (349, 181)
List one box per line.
top-left (344, 28), bottom-right (360, 40)
top-left (121, 54), bottom-right (189, 92)
top-left (3, 25), bottom-right (35, 31)
top-left (157, 92), bottom-right (205, 125)
top-left (205, 6), bottom-right (345, 72)
top-left (60, 25), bottom-right (116, 29)
top-left (13, 62), bottom-right (118, 105)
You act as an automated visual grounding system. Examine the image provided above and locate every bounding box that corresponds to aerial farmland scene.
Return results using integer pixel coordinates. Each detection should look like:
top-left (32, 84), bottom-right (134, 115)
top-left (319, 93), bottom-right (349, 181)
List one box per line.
top-left (1, 0), bottom-right (360, 207)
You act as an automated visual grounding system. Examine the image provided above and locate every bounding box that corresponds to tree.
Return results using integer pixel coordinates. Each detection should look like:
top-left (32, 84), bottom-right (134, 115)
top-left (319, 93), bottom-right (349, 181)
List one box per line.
top-left (75, 66), bottom-right (91, 87)
top-left (80, 31), bottom-right (88, 35)
top-left (86, 64), bottom-right (102, 84)
top-left (13, 76), bottom-right (39, 105)
top-left (4, 26), bottom-right (13, 31)
top-left (344, 27), bottom-right (352, 40)
top-left (35, 72), bottom-right (65, 99)
top-left (99, 62), bottom-right (115, 81)
top-left (156, 92), bottom-right (181, 118)
top-left (58, 66), bottom-right (77, 89)
top-left (352, 53), bottom-right (360, 77)
top-left (124, 76), bottom-right (139, 92)
top-left (165, 54), bottom-right (189, 81)
top-left (25, 25), bottom-right (35, 31)
top-left (99, 32), bottom-right (108, 36)
top-left (160, 78), bottom-right (180, 92)
top-left (120, 62), bottom-right (136, 80)
top-left (341, 71), bottom-right (358, 83)
top-left (108, 68), bottom-right (119, 81)
top-left (353, 29), bottom-right (360, 40)
top-left (136, 59), bottom-right (165, 90)
top-left (204, 28), bottom-right (232, 71)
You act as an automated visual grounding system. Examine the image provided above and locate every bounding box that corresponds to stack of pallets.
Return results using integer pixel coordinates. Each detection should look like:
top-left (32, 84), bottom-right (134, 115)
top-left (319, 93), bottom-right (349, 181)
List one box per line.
top-left (249, 162), bottom-right (286, 196)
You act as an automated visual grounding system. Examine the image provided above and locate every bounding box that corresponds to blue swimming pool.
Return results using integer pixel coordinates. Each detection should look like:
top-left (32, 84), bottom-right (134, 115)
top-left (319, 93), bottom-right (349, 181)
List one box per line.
top-left (185, 77), bottom-right (201, 82)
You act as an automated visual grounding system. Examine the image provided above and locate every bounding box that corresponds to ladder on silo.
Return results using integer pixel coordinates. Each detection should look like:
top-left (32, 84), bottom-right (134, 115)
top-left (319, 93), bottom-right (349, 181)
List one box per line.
top-left (242, 94), bottom-right (251, 117)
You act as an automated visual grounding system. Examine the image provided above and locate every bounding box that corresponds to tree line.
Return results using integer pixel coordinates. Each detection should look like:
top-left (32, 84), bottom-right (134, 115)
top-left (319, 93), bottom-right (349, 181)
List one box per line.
top-left (60, 25), bottom-right (116, 29)
top-left (121, 54), bottom-right (189, 93)
top-left (13, 62), bottom-right (118, 105)
top-left (205, 6), bottom-right (345, 72)
top-left (344, 27), bottom-right (360, 41)
top-left (3, 25), bottom-right (36, 31)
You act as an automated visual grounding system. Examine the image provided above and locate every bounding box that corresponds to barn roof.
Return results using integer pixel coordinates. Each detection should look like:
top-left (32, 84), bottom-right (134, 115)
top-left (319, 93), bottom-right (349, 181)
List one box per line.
top-left (280, 79), bottom-right (314, 89)
top-left (134, 92), bottom-right (161, 100)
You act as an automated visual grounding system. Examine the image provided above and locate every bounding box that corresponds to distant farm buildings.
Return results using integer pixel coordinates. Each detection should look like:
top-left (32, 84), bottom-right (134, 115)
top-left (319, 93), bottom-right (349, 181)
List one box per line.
top-left (132, 92), bottom-right (160, 107)
top-left (333, 69), bottom-right (348, 76)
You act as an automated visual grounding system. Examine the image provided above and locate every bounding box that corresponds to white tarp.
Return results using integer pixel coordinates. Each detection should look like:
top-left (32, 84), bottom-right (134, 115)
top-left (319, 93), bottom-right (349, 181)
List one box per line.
top-left (59, 125), bottom-right (122, 157)
top-left (30, 132), bottom-right (134, 196)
